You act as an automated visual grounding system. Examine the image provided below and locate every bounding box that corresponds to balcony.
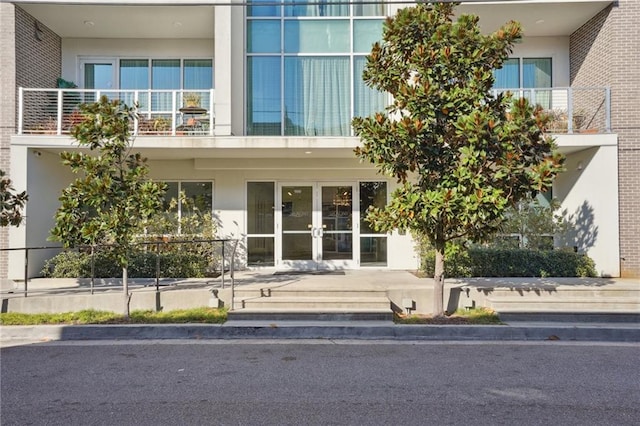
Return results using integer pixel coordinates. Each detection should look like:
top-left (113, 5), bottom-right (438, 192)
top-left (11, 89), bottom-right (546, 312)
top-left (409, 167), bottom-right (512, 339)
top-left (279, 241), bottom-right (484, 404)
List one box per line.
top-left (16, 86), bottom-right (611, 139)
top-left (491, 87), bottom-right (611, 134)
top-left (17, 88), bottom-right (215, 137)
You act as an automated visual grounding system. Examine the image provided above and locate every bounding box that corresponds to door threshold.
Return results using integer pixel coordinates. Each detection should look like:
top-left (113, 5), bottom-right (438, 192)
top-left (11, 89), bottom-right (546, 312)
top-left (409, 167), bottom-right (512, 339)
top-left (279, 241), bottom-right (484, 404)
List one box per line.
top-left (272, 270), bottom-right (346, 276)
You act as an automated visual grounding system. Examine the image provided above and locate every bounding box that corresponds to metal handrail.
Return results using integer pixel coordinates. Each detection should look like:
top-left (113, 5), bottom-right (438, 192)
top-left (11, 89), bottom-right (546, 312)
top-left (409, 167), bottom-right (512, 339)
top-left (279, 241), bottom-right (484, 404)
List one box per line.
top-left (490, 86), bottom-right (611, 133)
top-left (17, 87), bottom-right (215, 137)
top-left (0, 238), bottom-right (237, 298)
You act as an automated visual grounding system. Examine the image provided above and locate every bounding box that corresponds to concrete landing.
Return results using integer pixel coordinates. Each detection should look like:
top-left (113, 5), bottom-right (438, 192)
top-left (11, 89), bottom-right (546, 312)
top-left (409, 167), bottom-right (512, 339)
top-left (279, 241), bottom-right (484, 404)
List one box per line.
top-left (1, 271), bottom-right (638, 318)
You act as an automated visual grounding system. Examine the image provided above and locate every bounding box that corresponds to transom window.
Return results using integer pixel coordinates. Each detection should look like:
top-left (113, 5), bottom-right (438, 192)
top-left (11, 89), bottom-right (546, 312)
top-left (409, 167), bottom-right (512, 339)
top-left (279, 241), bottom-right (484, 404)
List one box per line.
top-left (246, 0), bottom-right (387, 136)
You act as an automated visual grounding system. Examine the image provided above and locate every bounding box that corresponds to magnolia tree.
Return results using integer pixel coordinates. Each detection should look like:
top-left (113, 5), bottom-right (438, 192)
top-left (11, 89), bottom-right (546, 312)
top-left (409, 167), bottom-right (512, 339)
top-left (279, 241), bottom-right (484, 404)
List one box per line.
top-left (352, 3), bottom-right (564, 316)
top-left (1, 170), bottom-right (28, 227)
top-left (51, 97), bottom-right (166, 317)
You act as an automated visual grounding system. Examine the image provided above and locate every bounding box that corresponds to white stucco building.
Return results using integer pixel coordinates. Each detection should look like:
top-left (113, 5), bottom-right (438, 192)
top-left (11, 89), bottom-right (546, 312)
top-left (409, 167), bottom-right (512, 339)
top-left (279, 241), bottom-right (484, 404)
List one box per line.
top-left (2, 0), bottom-right (638, 279)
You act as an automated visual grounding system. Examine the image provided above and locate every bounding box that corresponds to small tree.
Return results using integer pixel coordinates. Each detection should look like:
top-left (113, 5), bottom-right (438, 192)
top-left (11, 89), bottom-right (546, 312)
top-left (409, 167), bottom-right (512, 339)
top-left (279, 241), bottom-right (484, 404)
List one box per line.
top-left (50, 96), bottom-right (166, 317)
top-left (1, 170), bottom-right (28, 227)
top-left (352, 3), bottom-right (564, 316)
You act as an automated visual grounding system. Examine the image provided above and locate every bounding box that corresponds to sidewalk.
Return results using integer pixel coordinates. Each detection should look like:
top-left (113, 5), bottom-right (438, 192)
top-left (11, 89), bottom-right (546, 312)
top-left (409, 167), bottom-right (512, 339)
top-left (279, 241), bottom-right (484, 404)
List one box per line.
top-left (2, 271), bottom-right (639, 344)
top-left (2, 320), bottom-right (639, 344)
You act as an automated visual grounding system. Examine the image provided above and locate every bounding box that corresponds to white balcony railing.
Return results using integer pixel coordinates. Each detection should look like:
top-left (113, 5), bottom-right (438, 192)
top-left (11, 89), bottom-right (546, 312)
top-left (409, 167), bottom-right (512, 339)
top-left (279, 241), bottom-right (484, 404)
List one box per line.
top-left (491, 87), bottom-right (611, 134)
top-left (17, 88), bottom-right (215, 136)
top-left (17, 86), bottom-right (610, 137)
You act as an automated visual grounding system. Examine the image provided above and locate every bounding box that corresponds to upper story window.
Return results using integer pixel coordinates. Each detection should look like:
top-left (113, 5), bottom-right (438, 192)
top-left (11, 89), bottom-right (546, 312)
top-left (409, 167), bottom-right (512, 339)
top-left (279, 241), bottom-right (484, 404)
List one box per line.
top-left (82, 58), bottom-right (213, 91)
top-left (493, 57), bottom-right (552, 108)
top-left (81, 58), bottom-right (213, 112)
top-left (246, 0), bottom-right (387, 136)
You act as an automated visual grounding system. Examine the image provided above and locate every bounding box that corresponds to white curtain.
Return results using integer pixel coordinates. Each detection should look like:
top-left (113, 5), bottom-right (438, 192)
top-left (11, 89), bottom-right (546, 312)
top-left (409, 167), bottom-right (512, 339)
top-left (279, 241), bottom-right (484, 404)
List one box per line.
top-left (284, 0), bottom-right (348, 17)
top-left (285, 57), bottom-right (349, 136)
top-left (524, 58), bottom-right (552, 109)
top-left (248, 57), bottom-right (281, 135)
top-left (354, 56), bottom-right (387, 120)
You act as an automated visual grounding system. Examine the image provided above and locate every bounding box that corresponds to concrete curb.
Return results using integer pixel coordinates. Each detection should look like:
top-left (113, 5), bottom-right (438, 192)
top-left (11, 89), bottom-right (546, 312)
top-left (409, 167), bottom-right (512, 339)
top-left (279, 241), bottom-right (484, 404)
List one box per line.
top-left (2, 323), bottom-right (639, 343)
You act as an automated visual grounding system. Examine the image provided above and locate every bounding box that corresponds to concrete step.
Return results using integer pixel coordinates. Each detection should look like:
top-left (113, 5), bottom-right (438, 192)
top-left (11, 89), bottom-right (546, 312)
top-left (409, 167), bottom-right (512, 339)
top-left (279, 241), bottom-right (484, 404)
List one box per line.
top-left (488, 298), bottom-right (640, 313)
top-left (237, 296), bottom-right (391, 310)
top-left (227, 309), bottom-right (394, 322)
top-left (232, 288), bottom-right (388, 299)
top-left (499, 312), bottom-right (640, 323)
top-left (470, 287), bottom-right (640, 299)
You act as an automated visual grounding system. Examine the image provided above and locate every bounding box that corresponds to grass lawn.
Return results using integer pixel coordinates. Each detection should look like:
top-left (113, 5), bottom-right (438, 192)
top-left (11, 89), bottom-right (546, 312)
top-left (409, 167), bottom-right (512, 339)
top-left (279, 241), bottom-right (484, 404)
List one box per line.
top-left (394, 307), bottom-right (502, 325)
top-left (0, 307), bottom-right (227, 325)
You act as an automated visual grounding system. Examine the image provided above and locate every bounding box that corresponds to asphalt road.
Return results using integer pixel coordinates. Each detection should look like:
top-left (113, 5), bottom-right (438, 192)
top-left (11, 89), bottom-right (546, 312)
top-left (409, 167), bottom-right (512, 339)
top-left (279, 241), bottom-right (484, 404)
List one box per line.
top-left (1, 341), bottom-right (639, 425)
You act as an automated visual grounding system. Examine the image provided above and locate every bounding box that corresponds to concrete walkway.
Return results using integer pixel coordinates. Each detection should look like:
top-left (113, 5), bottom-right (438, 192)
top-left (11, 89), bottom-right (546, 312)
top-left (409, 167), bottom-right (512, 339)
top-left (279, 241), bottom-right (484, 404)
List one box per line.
top-left (1, 271), bottom-right (639, 344)
top-left (2, 270), bottom-right (637, 314)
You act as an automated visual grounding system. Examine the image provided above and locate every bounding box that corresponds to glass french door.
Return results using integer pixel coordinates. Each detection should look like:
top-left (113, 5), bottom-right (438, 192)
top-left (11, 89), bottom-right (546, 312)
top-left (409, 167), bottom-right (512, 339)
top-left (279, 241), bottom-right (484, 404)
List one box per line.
top-left (79, 58), bottom-right (117, 103)
top-left (278, 183), bottom-right (356, 270)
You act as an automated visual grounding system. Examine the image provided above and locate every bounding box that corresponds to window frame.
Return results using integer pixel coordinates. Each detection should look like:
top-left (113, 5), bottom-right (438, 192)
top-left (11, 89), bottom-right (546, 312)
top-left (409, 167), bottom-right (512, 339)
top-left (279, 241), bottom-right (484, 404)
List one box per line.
top-left (160, 180), bottom-right (214, 235)
top-left (245, 2), bottom-right (388, 136)
top-left (78, 57), bottom-right (214, 91)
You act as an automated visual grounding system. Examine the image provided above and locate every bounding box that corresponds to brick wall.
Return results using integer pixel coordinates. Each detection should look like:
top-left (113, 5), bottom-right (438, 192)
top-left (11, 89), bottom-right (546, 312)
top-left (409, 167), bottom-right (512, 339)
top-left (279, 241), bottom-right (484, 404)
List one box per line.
top-left (0, 5), bottom-right (61, 279)
top-left (0, 3), bottom-right (17, 279)
top-left (571, 0), bottom-right (640, 277)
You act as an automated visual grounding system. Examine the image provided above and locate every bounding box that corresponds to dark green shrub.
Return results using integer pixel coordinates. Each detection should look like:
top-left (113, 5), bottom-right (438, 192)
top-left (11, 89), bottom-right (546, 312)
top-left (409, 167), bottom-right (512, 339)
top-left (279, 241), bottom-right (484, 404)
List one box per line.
top-left (42, 247), bottom-right (214, 278)
top-left (421, 247), bottom-right (597, 278)
top-left (42, 250), bottom-right (90, 278)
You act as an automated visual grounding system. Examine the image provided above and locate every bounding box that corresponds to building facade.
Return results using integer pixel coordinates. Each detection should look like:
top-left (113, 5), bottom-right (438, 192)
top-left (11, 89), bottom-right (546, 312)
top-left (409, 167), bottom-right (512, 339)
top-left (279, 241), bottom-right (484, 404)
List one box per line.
top-left (1, 0), bottom-right (637, 278)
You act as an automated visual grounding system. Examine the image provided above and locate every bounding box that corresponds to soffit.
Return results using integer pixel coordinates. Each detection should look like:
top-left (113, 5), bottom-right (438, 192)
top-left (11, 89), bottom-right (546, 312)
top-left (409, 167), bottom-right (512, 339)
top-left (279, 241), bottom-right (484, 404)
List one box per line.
top-left (17, 4), bottom-right (215, 39)
top-left (17, 1), bottom-right (611, 39)
top-left (458, 1), bottom-right (612, 37)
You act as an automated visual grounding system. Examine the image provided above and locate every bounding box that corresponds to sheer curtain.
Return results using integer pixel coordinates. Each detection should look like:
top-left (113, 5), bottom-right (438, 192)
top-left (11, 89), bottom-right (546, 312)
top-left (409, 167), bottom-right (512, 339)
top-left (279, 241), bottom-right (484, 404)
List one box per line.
top-left (184, 59), bottom-right (213, 111)
top-left (284, 0), bottom-right (348, 17)
top-left (152, 59), bottom-right (180, 112)
top-left (120, 59), bottom-right (149, 109)
top-left (493, 58), bottom-right (519, 90)
top-left (285, 57), bottom-right (349, 136)
top-left (353, 0), bottom-right (385, 16)
top-left (248, 57), bottom-right (282, 135)
top-left (524, 58), bottom-right (552, 109)
top-left (354, 56), bottom-right (387, 120)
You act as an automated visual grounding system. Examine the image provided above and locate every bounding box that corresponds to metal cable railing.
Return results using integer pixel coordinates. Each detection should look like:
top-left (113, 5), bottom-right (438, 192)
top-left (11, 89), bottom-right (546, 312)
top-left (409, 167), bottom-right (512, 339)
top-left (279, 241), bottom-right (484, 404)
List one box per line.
top-left (0, 238), bottom-right (237, 298)
top-left (18, 88), bottom-right (215, 137)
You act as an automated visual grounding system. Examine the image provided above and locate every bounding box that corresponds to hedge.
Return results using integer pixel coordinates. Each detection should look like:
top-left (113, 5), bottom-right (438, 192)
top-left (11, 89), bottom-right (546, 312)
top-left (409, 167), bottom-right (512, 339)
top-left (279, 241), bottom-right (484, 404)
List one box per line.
top-left (421, 247), bottom-right (597, 278)
top-left (42, 249), bottom-right (214, 279)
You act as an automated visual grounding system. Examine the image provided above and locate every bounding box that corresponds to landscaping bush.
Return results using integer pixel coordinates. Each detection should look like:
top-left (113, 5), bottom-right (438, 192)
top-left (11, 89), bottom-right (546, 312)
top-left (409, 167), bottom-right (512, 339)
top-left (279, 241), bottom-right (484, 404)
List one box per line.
top-left (420, 247), bottom-right (597, 278)
top-left (42, 248), bottom-right (213, 278)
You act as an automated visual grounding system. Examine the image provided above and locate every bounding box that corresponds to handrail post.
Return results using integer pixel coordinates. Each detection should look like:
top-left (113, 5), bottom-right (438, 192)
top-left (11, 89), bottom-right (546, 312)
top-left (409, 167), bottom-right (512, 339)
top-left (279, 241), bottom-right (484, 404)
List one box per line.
top-left (209, 88), bottom-right (214, 136)
top-left (221, 240), bottom-right (225, 289)
top-left (18, 87), bottom-right (24, 135)
top-left (567, 87), bottom-right (574, 133)
top-left (24, 248), bottom-right (29, 297)
top-left (91, 246), bottom-right (95, 295)
top-left (230, 240), bottom-right (236, 311)
top-left (171, 91), bottom-right (177, 136)
top-left (56, 89), bottom-right (63, 135)
top-left (156, 241), bottom-right (160, 293)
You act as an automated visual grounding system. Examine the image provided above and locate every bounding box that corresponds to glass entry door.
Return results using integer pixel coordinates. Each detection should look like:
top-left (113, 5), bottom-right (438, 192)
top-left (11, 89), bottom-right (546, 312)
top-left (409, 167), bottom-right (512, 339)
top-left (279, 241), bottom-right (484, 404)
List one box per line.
top-left (278, 183), bottom-right (355, 270)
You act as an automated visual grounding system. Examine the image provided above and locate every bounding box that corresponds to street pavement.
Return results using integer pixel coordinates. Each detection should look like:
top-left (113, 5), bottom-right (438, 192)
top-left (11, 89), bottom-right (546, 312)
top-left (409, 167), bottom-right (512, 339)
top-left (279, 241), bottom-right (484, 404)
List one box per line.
top-left (1, 341), bottom-right (639, 425)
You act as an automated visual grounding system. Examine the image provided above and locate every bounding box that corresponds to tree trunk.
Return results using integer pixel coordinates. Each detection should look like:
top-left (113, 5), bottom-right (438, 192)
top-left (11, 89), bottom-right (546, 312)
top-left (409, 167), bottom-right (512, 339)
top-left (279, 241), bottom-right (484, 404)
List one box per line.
top-left (433, 243), bottom-right (445, 317)
top-left (122, 266), bottom-right (131, 318)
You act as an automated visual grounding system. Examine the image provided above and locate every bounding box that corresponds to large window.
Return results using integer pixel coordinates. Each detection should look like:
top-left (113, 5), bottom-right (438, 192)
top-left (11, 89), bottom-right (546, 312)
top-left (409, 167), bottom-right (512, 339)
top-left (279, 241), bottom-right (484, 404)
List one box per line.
top-left (359, 181), bottom-right (387, 266)
top-left (247, 182), bottom-right (275, 266)
top-left (246, 1), bottom-right (387, 136)
top-left (493, 57), bottom-right (552, 109)
top-left (158, 181), bottom-right (213, 235)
